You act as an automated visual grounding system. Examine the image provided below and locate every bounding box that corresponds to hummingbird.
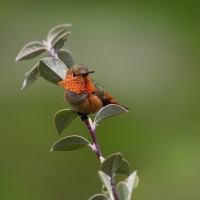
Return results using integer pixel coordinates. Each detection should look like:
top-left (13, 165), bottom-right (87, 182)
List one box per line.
top-left (58, 64), bottom-right (128, 118)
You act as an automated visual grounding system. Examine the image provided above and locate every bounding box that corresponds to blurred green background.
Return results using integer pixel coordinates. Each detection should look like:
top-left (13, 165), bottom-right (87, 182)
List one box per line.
top-left (1, 0), bottom-right (200, 199)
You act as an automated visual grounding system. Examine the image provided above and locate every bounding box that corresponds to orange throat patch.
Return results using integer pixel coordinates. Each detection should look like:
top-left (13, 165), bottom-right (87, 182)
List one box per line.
top-left (58, 76), bottom-right (96, 94)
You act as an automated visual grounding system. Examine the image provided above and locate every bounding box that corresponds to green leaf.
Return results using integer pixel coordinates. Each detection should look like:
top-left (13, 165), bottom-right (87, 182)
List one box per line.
top-left (116, 159), bottom-right (130, 176)
top-left (47, 24), bottom-right (72, 47)
top-left (52, 32), bottom-right (71, 52)
top-left (124, 171), bottom-right (139, 196)
top-left (101, 153), bottom-right (123, 178)
top-left (15, 41), bottom-right (46, 61)
top-left (50, 135), bottom-right (92, 152)
top-left (21, 63), bottom-right (40, 89)
top-left (58, 49), bottom-right (75, 68)
top-left (54, 109), bottom-right (78, 135)
top-left (94, 104), bottom-right (128, 124)
top-left (98, 171), bottom-right (113, 198)
top-left (89, 194), bottom-right (111, 200)
top-left (39, 57), bottom-right (67, 84)
top-left (116, 182), bottom-right (129, 200)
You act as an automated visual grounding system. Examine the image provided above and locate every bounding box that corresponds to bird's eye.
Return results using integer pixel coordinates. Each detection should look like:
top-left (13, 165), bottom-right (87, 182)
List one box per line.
top-left (72, 73), bottom-right (77, 77)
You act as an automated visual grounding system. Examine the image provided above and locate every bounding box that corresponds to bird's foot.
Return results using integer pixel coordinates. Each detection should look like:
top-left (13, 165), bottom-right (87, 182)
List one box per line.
top-left (77, 112), bottom-right (88, 121)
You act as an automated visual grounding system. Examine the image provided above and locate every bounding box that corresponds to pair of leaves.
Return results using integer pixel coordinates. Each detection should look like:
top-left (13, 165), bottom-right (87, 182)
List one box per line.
top-left (96, 154), bottom-right (138, 200)
top-left (15, 24), bottom-right (75, 89)
top-left (93, 170), bottom-right (138, 200)
top-left (21, 54), bottom-right (74, 89)
top-left (116, 171), bottom-right (139, 200)
top-left (54, 104), bottom-right (128, 135)
top-left (101, 153), bottom-right (130, 177)
top-left (47, 24), bottom-right (71, 48)
top-left (21, 57), bottom-right (69, 89)
top-left (15, 24), bottom-right (72, 61)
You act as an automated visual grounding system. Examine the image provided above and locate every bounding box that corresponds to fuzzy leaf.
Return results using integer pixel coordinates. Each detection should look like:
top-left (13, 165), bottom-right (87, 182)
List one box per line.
top-left (47, 24), bottom-right (71, 46)
top-left (58, 49), bottom-right (75, 68)
top-left (89, 194), bottom-right (111, 200)
top-left (52, 32), bottom-right (71, 52)
top-left (98, 171), bottom-right (113, 198)
top-left (101, 153), bottom-right (123, 178)
top-left (39, 57), bottom-right (67, 84)
top-left (94, 104), bottom-right (128, 124)
top-left (54, 109), bottom-right (78, 135)
top-left (15, 41), bottom-right (46, 61)
top-left (116, 159), bottom-right (130, 176)
top-left (50, 135), bottom-right (92, 152)
top-left (124, 171), bottom-right (139, 196)
top-left (21, 63), bottom-right (40, 89)
top-left (116, 182), bottom-right (129, 200)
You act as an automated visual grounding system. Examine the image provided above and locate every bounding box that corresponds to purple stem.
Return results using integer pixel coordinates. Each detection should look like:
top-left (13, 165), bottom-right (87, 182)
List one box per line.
top-left (111, 177), bottom-right (119, 200)
top-left (83, 118), bottom-right (102, 160)
top-left (82, 116), bottom-right (119, 200)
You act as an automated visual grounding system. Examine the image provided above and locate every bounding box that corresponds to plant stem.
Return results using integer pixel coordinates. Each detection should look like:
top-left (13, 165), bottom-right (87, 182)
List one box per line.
top-left (81, 114), bottom-right (119, 199)
top-left (111, 176), bottom-right (119, 200)
top-left (112, 186), bottom-right (119, 200)
top-left (77, 112), bottom-right (102, 160)
top-left (83, 118), bottom-right (102, 160)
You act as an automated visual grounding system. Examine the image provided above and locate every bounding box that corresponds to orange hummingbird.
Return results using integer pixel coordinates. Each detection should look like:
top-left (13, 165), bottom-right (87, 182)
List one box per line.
top-left (58, 64), bottom-right (128, 117)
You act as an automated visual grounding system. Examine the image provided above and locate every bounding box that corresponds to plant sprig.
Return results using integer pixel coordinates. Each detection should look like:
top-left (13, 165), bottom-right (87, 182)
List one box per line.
top-left (15, 24), bottom-right (139, 200)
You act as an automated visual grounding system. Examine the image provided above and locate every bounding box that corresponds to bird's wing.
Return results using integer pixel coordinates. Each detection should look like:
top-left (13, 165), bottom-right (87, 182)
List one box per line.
top-left (91, 79), bottom-right (106, 95)
top-left (91, 79), bottom-right (110, 106)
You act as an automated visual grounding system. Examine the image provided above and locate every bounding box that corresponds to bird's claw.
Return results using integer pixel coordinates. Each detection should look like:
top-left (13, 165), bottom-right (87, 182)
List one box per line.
top-left (77, 112), bottom-right (88, 121)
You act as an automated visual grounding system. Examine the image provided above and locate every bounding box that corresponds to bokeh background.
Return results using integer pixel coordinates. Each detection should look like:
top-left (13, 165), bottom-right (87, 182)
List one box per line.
top-left (1, 0), bottom-right (200, 199)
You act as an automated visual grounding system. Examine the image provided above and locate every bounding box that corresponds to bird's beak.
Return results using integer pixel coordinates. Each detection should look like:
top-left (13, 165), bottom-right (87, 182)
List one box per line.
top-left (82, 71), bottom-right (95, 76)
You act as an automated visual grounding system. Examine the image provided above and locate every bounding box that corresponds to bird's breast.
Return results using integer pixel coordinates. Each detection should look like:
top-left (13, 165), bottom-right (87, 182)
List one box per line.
top-left (64, 89), bottom-right (103, 115)
top-left (65, 90), bottom-right (88, 103)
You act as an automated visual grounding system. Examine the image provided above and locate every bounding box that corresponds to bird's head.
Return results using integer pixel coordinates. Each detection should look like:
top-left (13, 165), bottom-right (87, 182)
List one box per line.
top-left (67, 64), bottom-right (94, 79)
top-left (58, 64), bottom-right (95, 93)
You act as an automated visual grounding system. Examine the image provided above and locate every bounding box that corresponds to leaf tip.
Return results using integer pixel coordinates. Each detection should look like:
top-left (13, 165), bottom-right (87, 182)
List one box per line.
top-left (50, 148), bottom-right (54, 152)
top-left (21, 82), bottom-right (26, 90)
